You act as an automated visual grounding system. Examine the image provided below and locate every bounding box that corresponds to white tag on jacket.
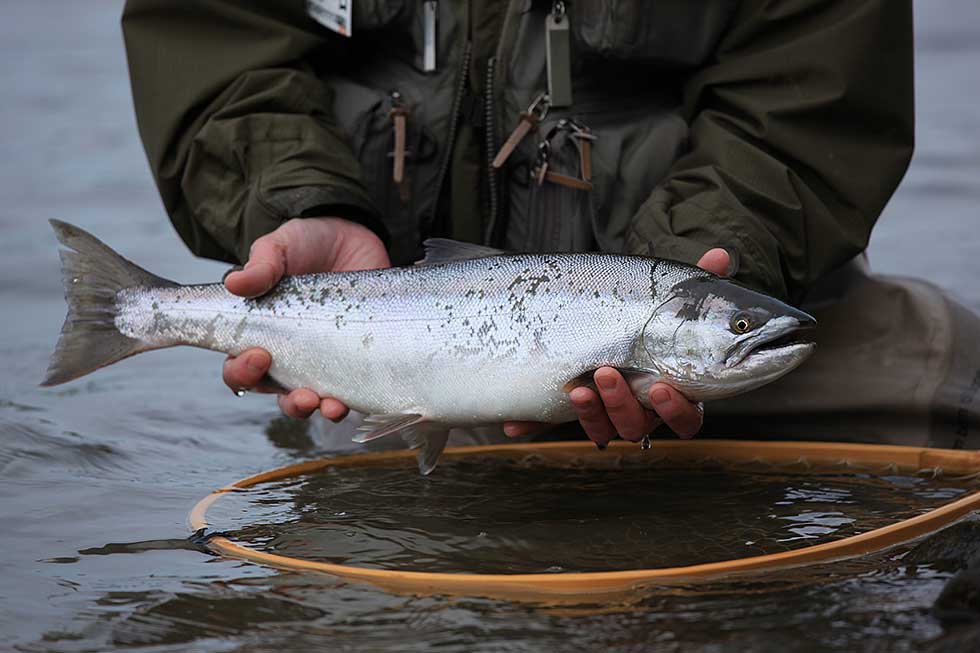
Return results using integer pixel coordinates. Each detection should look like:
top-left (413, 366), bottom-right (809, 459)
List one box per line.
top-left (307, 0), bottom-right (352, 37)
top-left (422, 1), bottom-right (438, 72)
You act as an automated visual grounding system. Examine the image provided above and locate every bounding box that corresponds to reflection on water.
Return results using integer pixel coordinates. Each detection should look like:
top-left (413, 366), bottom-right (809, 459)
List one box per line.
top-left (3, 1), bottom-right (980, 651)
top-left (216, 461), bottom-right (979, 573)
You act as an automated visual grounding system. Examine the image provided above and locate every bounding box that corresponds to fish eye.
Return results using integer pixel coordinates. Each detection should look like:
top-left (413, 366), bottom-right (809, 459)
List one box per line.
top-left (731, 313), bottom-right (752, 334)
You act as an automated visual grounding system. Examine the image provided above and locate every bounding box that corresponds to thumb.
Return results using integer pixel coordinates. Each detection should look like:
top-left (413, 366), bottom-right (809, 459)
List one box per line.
top-left (224, 236), bottom-right (287, 298)
top-left (696, 248), bottom-right (731, 277)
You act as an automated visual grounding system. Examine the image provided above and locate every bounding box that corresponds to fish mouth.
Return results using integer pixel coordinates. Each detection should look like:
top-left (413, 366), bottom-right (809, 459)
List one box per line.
top-left (753, 330), bottom-right (811, 353)
top-left (725, 315), bottom-right (816, 368)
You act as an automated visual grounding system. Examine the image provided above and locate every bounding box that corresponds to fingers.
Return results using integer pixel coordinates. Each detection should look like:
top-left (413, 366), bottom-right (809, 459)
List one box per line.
top-left (224, 235), bottom-right (288, 298)
top-left (275, 389), bottom-right (350, 421)
top-left (224, 218), bottom-right (393, 299)
top-left (520, 371), bottom-right (700, 446)
top-left (592, 367), bottom-right (660, 442)
top-left (649, 383), bottom-right (703, 439)
top-left (319, 397), bottom-right (349, 422)
top-left (277, 388), bottom-right (321, 419)
top-left (570, 387), bottom-right (617, 448)
top-left (696, 248), bottom-right (731, 277)
top-left (223, 347), bottom-right (350, 422)
top-left (223, 348), bottom-right (272, 393)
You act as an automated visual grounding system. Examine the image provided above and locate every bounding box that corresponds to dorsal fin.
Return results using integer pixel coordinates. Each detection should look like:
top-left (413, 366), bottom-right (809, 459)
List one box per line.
top-left (416, 238), bottom-right (506, 266)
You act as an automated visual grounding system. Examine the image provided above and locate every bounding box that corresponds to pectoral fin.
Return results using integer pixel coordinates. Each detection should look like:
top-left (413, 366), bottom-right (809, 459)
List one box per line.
top-left (619, 370), bottom-right (662, 410)
top-left (352, 413), bottom-right (425, 443)
top-left (562, 370), bottom-right (598, 393)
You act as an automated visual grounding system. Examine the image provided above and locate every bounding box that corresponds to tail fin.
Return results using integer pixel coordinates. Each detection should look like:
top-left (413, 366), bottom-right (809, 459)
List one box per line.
top-left (41, 220), bottom-right (178, 387)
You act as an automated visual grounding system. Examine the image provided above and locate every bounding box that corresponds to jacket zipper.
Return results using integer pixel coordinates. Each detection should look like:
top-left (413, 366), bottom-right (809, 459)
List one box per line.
top-left (483, 55), bottom-right (499, 241)
top-left (483, 0), bottom-right (524, 246)
top-left (426, 40), bottom-right (472, 237)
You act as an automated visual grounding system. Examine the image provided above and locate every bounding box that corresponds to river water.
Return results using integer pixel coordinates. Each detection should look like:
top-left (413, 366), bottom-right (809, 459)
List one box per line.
top-left (2, 2), bottom-right (979, 651)
top-left (216, 458), bottom-right (980, 573)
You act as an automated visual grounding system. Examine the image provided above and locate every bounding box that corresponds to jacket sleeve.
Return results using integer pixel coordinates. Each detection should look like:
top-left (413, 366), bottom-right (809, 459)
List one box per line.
top-left (122, 0), bottom-right (384, 264)
top-left (624, 0), bottom-right (914, 301)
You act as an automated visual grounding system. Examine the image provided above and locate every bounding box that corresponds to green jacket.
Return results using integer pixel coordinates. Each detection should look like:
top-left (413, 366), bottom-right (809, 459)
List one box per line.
top-left (122, 0), bottom-right (913, 301)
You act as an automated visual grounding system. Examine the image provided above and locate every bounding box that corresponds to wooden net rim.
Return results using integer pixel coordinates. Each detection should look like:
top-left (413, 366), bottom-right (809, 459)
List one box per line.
top-left (188, 440), bottom-right (980, 601)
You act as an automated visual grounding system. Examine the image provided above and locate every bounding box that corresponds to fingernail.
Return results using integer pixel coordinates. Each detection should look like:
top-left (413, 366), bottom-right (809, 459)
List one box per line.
top-left (596, 374), bottom-right (616, 391)
top-left (222, 265), bottom-right (243, 283)
top-left (595, 442), bottom-right (607, 451)
top-left (651, 388), bottom-right (670, 407)
top-left (503, 425), bottom-right (520, 437)
top-left (245, 353), bottom-right (265, 373)
top-left (726, 247), bottom-right (739, 277)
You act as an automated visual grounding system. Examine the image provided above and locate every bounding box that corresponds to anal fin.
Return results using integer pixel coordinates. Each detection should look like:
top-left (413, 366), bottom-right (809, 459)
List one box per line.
top-left (401, 423), bottom-right (451, 476)
top-left (352, 414), bottom-right (451, 475)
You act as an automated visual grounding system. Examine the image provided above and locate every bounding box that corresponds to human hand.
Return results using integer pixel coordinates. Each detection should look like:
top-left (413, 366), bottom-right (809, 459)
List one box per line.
top-left (221, 217), bottom-right (390, 420)
top-left (503, 248), bottom-right (732, 447)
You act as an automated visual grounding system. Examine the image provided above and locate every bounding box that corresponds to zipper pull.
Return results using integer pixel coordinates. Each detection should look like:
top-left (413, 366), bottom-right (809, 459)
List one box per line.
top-left (570, 122), bottom-right (595, 183)
top-left (532, 141), bottom-right (551, 186)
top-left (546, 1), bottom-right (573, 108)
top-left (389, 92), bottom-right (408, 184)
top-left (422, 1), bottom-right (438, 73)
top-left (542, 169), bottom-right (593, 191)
top-left (492, 92), bottom-right (550, 169)
top-left (538, 119), bottom-right (594, 191)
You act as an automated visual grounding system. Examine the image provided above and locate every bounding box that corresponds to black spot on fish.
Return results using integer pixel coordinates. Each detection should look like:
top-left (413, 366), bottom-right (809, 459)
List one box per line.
top-left (649, 260), bottom-right (660, 286)
top-left (675, 296), bottom-right (707, 321)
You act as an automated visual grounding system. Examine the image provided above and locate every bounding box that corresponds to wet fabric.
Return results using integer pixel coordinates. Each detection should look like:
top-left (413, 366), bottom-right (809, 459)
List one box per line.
top-left (706, 262), bottom-right (980, 448)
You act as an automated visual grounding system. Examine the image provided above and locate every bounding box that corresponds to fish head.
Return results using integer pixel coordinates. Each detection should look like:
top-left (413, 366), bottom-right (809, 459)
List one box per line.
top-left (639, 274), bottom-right (816, 400)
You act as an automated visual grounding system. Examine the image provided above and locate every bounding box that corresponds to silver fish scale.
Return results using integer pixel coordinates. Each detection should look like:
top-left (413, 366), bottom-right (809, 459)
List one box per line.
top-left (115, 254), bottom-right (704, 424)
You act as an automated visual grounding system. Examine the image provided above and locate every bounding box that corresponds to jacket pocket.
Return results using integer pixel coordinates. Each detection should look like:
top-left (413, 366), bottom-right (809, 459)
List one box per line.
top-left (351, 0), bottom-right (409, 31)
top-left (522, 119), bottom-right (597, 253)
top-left (505, 97), bottom-right (689, 255)
top-left (572, 0), bottom-right (735, 67)
top-left (340, 85), bottom-right (438, 264)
